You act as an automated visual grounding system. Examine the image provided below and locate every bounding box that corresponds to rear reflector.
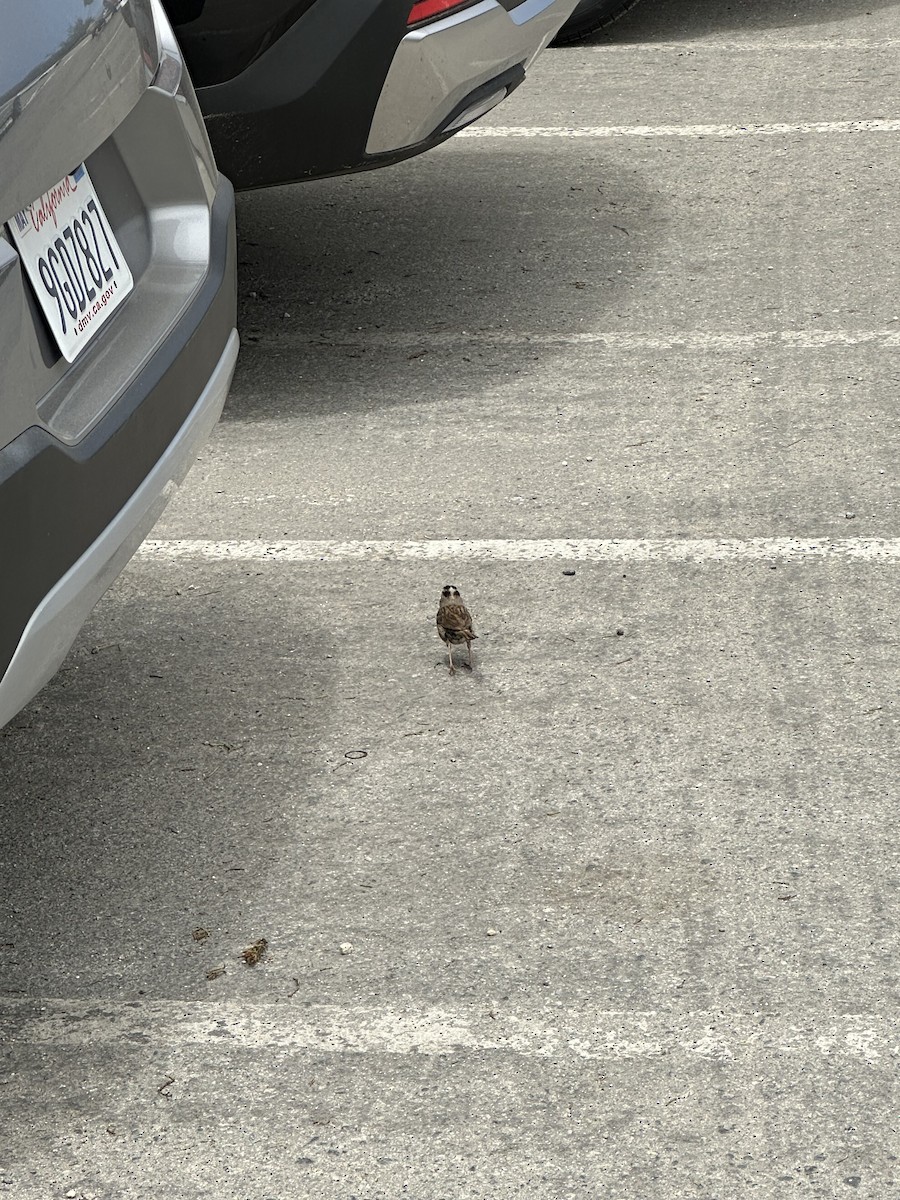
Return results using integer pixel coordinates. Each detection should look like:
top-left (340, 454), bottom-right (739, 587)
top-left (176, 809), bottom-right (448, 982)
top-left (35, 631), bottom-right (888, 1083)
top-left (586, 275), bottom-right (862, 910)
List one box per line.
top-left (408, 0), bottom-right (473, 25)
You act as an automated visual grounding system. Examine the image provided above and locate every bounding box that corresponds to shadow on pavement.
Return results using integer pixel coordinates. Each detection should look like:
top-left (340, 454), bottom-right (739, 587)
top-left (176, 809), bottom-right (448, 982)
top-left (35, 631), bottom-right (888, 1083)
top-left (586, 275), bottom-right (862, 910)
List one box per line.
top-left (223, 145), bottom-right (665, 421)
top-left (0, 567), bottom-right (335, 1003)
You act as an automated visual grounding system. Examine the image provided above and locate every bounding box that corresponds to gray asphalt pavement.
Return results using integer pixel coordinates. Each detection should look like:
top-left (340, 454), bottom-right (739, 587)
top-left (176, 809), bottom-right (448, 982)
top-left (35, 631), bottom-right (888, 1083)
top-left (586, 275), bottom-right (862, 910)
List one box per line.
top-left (3, 1), bottom-right (900, 1196)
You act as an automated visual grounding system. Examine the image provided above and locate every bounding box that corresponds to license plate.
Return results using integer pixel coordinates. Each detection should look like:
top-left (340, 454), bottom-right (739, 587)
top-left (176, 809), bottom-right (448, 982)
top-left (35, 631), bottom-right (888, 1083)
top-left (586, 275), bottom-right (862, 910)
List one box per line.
top-left (8, 164), bottom-right (133, 363)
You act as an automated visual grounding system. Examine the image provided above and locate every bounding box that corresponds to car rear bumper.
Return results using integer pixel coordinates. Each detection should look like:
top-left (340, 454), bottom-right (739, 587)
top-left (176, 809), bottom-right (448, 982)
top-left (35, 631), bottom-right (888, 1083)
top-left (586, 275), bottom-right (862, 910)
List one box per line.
top-left (0, 181), bottom-right (238, 729)
top-left (366, 0), bottom-right (578, 154)
top-left (186, 0), bottom-right (577, 188)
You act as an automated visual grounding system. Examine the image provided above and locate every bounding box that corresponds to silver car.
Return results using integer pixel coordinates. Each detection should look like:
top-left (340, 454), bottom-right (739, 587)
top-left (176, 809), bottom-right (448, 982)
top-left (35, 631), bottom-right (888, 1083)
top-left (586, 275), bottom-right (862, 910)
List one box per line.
top-left (0, 0), bottom-right (238, 728)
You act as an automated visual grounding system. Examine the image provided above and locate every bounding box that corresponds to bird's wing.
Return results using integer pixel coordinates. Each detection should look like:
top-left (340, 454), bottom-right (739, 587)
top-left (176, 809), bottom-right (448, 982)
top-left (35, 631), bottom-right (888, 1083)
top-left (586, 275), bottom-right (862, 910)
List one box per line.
top-left (439, 603), bottom-right (474, 633)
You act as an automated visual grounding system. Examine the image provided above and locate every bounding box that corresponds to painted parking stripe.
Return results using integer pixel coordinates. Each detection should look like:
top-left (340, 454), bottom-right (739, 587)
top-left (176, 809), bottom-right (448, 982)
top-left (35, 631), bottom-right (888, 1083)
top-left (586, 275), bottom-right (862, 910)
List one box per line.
top-left (578, 40), bottom-right (900, 52)
top-left (254, 329), bottom-right (900, 350)
top-left (0, 998), bottom-right (891, 1063)
top-left (457, 119), bottom-right (900, 139)
top-left (137, 539), bottom-right (900, 564)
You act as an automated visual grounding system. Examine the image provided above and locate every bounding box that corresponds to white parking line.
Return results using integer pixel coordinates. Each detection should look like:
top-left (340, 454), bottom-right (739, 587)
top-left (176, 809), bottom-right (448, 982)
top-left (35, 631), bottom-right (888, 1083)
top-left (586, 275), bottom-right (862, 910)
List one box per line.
top-left (458, 119), bottom-right (900, 139)
top-left (263, 329), bottom-right (900, 350)
top-left (578, 40), bottom-right (900, 52)
top-left (0, 998), bottom-right (891, 1064)
top-left (136, 539), bottom-right (900, 564)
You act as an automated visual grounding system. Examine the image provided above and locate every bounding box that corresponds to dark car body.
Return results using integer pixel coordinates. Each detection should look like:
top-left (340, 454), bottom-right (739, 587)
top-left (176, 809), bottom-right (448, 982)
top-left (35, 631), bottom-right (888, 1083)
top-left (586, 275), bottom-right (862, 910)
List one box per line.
top-left (163, 0), bottom-right (579, 189)
top-left (553, 0), bottom-right (642, 43)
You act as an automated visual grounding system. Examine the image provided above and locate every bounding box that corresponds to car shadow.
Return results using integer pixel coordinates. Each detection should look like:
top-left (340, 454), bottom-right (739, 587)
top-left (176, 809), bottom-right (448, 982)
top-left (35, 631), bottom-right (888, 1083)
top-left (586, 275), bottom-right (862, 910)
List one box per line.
top-left (580, 0), bottom-right (900, 41)
top-left (0, 565), bottom-right (336, 1003)
top-left (221, 144), bottom-right (664, 421)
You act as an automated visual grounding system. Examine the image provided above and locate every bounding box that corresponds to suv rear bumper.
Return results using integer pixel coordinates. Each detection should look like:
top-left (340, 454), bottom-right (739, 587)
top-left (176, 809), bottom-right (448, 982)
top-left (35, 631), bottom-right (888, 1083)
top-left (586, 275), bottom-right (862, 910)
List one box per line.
top-left (367, 0), bottom-right (576, 154)
top-left (0, 180), bottom-right (237, 728)
top-left (183, 0), bottom-right (576, 189)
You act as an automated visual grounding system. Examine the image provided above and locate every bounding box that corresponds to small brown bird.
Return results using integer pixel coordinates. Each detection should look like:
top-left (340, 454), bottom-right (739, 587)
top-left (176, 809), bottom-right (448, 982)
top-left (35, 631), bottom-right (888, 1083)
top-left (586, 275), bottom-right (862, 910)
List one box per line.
top-left (436, 584), bottom-right (477, 674)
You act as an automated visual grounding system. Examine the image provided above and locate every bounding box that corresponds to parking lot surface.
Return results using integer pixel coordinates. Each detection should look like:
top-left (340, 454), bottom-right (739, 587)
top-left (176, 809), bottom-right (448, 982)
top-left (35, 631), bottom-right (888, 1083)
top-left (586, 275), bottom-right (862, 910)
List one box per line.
top-left (3, 1), bottom-right (900, 1196)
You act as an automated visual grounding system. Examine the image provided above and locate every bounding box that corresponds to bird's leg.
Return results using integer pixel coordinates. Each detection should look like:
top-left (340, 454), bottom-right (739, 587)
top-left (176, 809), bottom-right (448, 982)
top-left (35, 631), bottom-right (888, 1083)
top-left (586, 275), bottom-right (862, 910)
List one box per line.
top-left (466, 638), bottom-right (474, 669)
top-left (447, 642), bottom-right (455, 675)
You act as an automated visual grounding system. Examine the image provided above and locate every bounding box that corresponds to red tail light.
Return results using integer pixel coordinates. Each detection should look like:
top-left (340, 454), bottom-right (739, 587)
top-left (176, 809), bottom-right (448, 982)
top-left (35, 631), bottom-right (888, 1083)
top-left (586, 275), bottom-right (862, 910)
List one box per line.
top-left (408, 0), bottom-right (474, 26)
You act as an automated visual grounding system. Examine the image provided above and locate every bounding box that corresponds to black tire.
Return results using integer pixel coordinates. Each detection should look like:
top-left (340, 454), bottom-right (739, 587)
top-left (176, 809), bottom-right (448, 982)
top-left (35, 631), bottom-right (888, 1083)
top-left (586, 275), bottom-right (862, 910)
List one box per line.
top-left (552, 0), bottom-right (643, 45)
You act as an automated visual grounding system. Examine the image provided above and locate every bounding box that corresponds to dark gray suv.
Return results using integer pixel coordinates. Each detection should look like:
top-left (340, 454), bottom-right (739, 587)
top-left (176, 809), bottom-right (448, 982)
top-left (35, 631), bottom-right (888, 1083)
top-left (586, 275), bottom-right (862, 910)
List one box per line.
top-left (0, 0), bottom-right (238, 728)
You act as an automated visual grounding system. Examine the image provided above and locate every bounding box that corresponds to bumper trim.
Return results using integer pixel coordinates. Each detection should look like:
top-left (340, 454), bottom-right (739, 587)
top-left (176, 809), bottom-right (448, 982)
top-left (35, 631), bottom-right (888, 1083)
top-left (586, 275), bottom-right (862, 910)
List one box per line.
top-left (366, 0), bottom-right (576, 154)
top-left (0, 329), bottom-right (238, 729)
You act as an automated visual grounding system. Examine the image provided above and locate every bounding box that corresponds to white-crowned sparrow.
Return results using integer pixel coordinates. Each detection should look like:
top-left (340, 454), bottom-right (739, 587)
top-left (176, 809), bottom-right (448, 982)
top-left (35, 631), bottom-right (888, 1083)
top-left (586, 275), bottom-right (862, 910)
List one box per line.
top-left (436, 584), bottom-right (477, 674)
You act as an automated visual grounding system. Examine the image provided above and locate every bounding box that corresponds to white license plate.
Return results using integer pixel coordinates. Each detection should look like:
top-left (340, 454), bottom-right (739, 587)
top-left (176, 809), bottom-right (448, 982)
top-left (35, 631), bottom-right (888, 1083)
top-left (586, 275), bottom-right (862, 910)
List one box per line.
top-left (8, 164), bottom-right (133, 363)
